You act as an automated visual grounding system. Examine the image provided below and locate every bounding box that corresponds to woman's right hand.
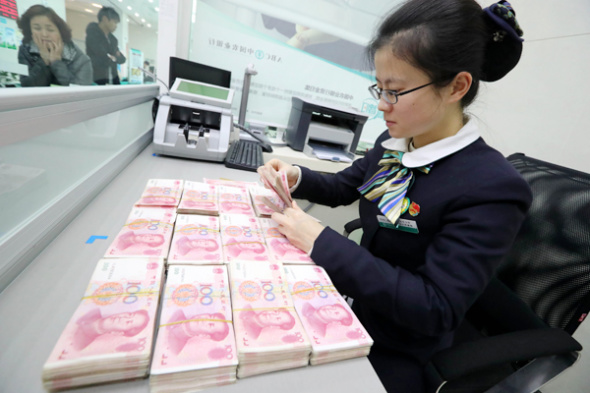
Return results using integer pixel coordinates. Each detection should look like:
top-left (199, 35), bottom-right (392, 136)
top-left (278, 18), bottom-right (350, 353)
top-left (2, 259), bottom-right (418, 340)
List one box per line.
top-left (32, 32), bottom-right (50, 65)
top-left (262, 159), bottom-right (299, 189)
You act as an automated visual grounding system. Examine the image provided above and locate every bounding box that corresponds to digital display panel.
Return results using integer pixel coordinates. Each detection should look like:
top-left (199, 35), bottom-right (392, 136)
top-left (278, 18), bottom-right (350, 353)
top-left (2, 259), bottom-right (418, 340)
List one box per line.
top-left (177, 80), bottom-right (230, 100)
top-left (0, 0), bottom-right (18, 20)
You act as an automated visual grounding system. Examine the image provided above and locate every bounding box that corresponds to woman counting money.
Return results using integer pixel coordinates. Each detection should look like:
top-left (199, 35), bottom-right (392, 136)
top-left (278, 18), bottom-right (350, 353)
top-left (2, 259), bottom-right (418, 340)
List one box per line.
top-left (260, 1), bottom-right (531, 391)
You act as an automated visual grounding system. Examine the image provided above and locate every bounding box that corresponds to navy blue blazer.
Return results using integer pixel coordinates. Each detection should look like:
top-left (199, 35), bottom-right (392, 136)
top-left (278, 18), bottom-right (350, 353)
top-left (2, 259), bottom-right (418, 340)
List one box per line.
top-left (292, 131), bottom-right (532, 388)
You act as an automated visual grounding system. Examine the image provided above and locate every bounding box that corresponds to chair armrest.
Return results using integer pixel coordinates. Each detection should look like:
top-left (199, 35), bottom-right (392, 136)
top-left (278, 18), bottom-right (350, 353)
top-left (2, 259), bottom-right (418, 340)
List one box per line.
top-left (343, 218), bottom-right (362, 237)
top-left (428, 328), bottom-right (582, 382)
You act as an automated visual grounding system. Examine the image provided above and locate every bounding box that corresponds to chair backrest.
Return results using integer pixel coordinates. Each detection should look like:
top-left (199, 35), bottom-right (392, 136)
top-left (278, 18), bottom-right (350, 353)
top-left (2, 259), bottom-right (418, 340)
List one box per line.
top-left (497, 153), bottom-right (590, 334)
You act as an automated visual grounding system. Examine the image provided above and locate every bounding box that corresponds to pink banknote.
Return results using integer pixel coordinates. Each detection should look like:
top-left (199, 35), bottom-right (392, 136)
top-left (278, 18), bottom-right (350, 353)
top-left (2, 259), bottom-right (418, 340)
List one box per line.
top-left (228, 261), bottom-right (311, 354)
top-left (177, 181), bottom-right (219, 215)
top-left (220, 214), bottom-right (270, 262)
top-left (151, 265), bottom-right (238, 377)
top-left (43, 258), bottom-right (165, 376)
top-left (104, 206), bottom-right (176, 259)
top-left (135, 179), bottom-right (184, 207)
top-left (284, 265), bottom-right (373, 353)
top-left (217, 185), bottom-right (255, 216)
top-left (204, 178), bottom-right (258, 191)
top-left (168, 215), bottom-right (223, 265)
top-left (248, 186), bottom-right (286, 217)
top-left (259, 218), bottom-right (314, 264)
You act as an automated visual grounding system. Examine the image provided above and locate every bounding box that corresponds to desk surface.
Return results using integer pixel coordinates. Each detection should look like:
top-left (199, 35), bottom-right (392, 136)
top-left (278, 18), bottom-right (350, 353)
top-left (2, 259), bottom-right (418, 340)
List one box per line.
top-left (0, 145), bottom-right (385, 393)
top-left (264, 145), bottom-right (360, 174)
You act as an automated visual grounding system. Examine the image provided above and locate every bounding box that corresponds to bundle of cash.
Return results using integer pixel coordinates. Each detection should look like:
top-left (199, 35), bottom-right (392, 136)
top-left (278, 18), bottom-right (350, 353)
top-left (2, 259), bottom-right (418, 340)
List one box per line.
top-left (151, 265), bottom-right (238, 392)
top-left (220, 214), bottom-right (270, 263)
top-left (256, 166), bottom-right (292, 212)
top-left (284, 265), bottom-right (373, 365)
top-left (228, 261), bottom-right (311, 378)
top-left (259, 217), bottom-right (314, 264)
top-left (168, 214), bottom-right (224, 265)
top-left (42, 258), bottom-right (165, 391)
top-left (218, 185), bottom-right (256, 216)
top-left (104, 206), bottom-right (176, 260)
top-left (135, 179), bottom-right (184, 208)
top-left (248, 185), bottom-right (286, 217)
top-left (177, 181), bottom-right (219, 215)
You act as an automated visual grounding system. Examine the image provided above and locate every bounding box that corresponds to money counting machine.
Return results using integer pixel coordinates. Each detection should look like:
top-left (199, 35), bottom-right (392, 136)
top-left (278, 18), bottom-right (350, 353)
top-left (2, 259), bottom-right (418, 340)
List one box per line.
top-left (153, 78), bottom-right (238, 162)
top-left (286, 97), bottom-right (368, 161)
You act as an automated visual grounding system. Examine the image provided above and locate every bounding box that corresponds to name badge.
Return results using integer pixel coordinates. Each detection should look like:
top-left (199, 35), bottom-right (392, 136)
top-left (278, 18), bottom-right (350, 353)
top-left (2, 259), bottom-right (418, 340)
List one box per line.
top-left (377, 215), bottom-right (419, 234)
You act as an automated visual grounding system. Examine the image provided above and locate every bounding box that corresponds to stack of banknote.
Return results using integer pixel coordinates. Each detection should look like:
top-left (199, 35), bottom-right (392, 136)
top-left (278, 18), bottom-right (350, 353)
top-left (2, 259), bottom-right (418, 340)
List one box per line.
top-left (42, 258), bottom-right (165, 391)
top-left (177, 181), bottom-right (219, 215)
top-left (220, 213), bottom-right (270, 263)
top-left (135, 179), bottom-right (184, 208)
top-left (150, 265), bottom-right (238, 392)
top-left (259, 217), bottom-right (314, 264)
top-left (284, 265), bottom-right (373, 365)
top-left (204, 178), bottom-right (258, 190)
top-left (228, 260), bottom-right (311, 378)
top-left (248, 185), bottom-right (286, 217)
top-left (104, 206), bottom-right (176, 260)
top-left (256, 167), bottom-right (292, 213)
top-left (168, 214), bottom-right (224, 265)
top-left (217, 185), bottom-right (256, 216)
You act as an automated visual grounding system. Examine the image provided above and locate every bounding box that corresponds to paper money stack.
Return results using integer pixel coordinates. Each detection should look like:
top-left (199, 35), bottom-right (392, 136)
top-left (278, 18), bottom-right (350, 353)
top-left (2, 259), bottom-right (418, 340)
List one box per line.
top-left (151, 265), bottom-right (238, 392)
top-left (284, 265), bottom-right (373, 365)
top-left (135, 179), bottom-right (184, 208)
top-left (168, 214), bottom-right (224, 265)
top-left (229, 260), bottom-right (311, 378)
top-left (259, 217), bottom-right (314, 264)
top-left (220, 213), bottom-right (270, 263)
top-left (104, 206), bottom-right (176, 260)
top-left (42, 258), bottom-right (165, 391)
top-left (217, 185), bottom-right (256, 216)
top-left (248, 185), bottom-right (285, 217)
top-left (177, 181), bottom-right (219, 215)
top-left (256, 166), bottom-right (292, 213)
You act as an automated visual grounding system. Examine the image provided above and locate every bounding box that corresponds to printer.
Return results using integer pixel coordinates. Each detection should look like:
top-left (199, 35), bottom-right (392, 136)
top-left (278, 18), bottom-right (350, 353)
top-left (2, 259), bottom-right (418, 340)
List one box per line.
top-left (286, 97), bottom-right (368, 161)
top-left (153, 78), bottom-right (238, 162)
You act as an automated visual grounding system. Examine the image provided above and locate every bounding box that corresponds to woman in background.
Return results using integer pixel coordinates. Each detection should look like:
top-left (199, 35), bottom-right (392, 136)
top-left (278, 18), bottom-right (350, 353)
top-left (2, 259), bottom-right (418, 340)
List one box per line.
top-left (17, 5), bottom-right (93, 87)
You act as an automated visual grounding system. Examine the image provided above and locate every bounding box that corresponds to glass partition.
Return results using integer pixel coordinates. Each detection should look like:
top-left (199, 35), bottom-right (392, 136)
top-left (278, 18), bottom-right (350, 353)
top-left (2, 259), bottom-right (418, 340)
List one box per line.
top-left (1, 0), bottom-right (159, 87)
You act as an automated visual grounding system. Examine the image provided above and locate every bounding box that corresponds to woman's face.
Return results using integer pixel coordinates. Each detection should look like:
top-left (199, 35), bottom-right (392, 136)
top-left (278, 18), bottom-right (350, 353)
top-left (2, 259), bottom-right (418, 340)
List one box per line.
top-left (374, 48), bottom-right (453, 147)
top-left (30, 15), bottom-right (61, 45)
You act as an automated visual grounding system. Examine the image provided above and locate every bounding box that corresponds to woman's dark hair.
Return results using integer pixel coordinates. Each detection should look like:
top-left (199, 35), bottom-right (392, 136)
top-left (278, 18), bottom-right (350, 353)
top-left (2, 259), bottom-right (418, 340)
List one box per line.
top-left (98, 7), bottom-right (121, 23)
top-left (17, 5), bottom-right (72, 44)
top-left (368, 0), bottom-right (523, 108)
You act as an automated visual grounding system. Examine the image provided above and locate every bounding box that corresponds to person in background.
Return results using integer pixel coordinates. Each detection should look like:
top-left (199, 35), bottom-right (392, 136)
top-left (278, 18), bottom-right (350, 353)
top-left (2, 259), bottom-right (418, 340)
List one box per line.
top-left (85, 6), bottom-right (126, 85)
top-left (17, 5), bottom-right (92, 87)
top-left (261, 1), bottom-right (530, 391)
top-left (143, 60), bottom-right (154, 82)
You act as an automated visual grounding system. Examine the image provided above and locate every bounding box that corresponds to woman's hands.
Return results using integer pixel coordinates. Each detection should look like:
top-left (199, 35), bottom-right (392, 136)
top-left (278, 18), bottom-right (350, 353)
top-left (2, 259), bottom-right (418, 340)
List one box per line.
top-left (262, 159), bottom-right (300, 189)
top-left (33, 32), bottom-right (63, 65)
top-left (271, 200), bottom-right (324, 254)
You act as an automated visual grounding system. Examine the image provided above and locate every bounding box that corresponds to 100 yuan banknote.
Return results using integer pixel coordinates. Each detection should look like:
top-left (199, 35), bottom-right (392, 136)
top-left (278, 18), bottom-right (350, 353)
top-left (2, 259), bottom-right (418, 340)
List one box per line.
top-left (135, 179), bottom-right (184, 207)
top-left (220, 214), bottom-right (269, 262)
top-left (168, 214), bottom-right (223, 265)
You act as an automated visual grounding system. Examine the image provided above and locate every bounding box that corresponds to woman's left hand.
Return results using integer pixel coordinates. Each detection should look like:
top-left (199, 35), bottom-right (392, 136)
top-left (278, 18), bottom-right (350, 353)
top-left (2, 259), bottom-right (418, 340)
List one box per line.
top-left (271, 200), bottom-right (325, 254)
top-left (47, 39), bottom-right (63, 64)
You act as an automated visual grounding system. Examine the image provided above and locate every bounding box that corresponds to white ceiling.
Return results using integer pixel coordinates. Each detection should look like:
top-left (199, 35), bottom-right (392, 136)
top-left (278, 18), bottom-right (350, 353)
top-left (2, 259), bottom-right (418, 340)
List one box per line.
top-left (65, 0), bottom-right (160, 30)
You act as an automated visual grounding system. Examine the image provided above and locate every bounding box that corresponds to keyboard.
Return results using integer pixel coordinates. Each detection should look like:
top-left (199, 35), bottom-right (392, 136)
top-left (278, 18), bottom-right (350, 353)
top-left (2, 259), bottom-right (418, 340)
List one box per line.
top-left (224, 140), bottom-right (264, 172)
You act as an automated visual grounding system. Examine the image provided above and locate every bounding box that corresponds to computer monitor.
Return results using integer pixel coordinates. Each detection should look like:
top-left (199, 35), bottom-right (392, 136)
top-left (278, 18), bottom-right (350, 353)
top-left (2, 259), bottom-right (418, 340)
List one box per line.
top-left (169, 57), bottom-right (231, 89)
top-left (169, 78), bottom-right (234, 109)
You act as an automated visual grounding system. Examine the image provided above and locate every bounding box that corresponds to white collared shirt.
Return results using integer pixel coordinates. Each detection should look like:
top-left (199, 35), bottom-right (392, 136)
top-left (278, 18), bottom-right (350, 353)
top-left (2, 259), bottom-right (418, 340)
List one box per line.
top-left (381, 119), bottom-right (480, 167)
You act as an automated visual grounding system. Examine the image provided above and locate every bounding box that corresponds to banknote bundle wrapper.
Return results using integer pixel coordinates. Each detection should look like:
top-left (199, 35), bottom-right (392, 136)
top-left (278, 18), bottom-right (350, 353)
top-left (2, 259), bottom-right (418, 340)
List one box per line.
top-left (42, 258), bottom-right (165, 391)
top-left (168, 214), bottom-right (224, 265)
top-left (284, 265), bottom-right (373, 365)
top-left (104, 206), bottom-right (176, 260)
top-left (177, 181), bottom-right (219, 215)
top-left (151, 265), bottom-right (238, 392)
top-left (259, 217), bottom-right (314, 264)
top-left (220, 213), bottom-right (270, 263)
top-left (135, 179), bottom-right (184, 208)
top-left (229, 260), bottom-right (311, 378)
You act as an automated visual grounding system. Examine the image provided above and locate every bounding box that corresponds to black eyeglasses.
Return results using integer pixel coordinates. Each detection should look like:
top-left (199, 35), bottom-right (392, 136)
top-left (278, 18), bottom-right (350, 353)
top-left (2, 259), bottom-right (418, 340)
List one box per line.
top-left (368, 81), bottom-right (435, 105)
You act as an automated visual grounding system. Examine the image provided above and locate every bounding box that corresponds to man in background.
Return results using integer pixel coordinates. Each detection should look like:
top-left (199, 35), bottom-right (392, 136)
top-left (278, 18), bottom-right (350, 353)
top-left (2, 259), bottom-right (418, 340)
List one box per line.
top-left (85, 7), bottom-right (126, 85)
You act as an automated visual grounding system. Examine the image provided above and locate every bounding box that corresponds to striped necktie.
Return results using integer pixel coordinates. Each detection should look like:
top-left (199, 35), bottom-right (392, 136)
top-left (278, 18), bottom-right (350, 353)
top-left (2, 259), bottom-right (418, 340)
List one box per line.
top-left (358, 150), bottom-right (431, 224)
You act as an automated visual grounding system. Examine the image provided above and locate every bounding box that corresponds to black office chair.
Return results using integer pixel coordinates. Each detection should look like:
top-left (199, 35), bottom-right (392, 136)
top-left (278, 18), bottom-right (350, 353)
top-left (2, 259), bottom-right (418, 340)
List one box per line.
top-left (344, 153), bottom-right (590, 393)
